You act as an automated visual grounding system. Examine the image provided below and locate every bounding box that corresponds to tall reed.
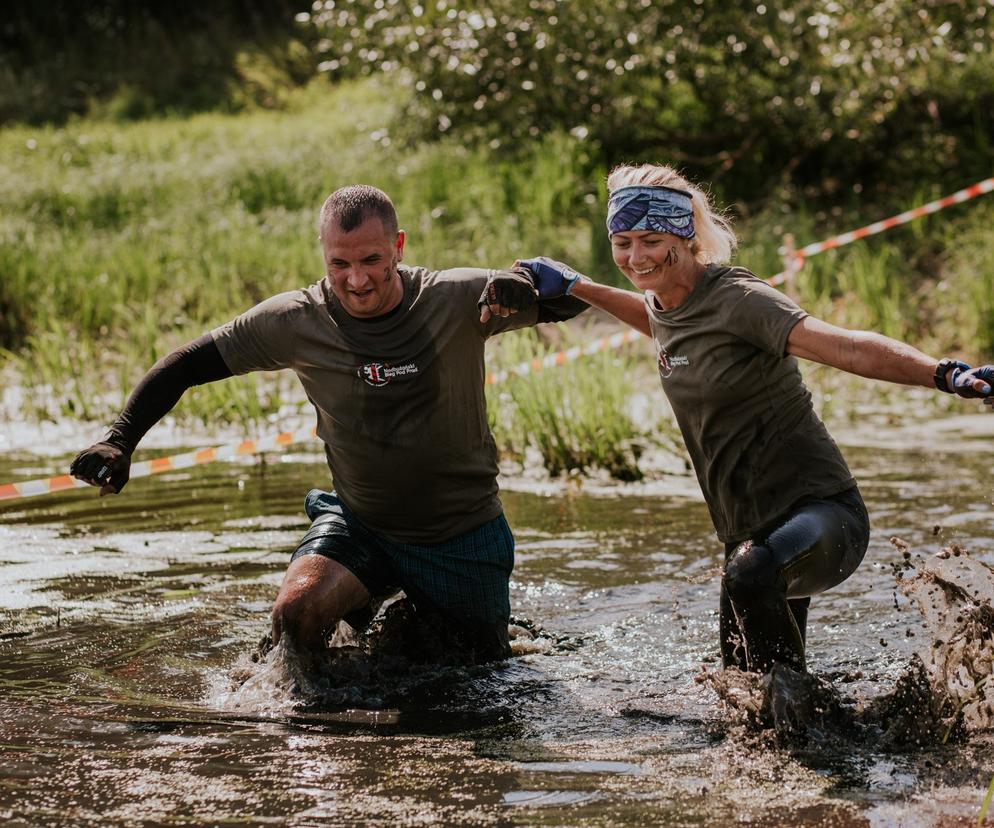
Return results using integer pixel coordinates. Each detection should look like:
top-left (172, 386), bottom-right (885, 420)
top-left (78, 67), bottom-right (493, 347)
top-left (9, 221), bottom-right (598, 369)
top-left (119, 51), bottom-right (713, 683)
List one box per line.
top-left (485, 327), bottom-right (674, 480)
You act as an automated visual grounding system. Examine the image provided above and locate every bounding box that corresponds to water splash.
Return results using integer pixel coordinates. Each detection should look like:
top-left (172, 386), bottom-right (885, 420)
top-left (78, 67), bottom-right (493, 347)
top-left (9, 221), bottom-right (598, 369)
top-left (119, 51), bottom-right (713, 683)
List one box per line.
top-left (705, 664), bottom-right (855, 742)
top-left (704, 540), bottom-right (994, 749)
top-left (209, 598), bottom-right (569, 715)
top-left (896, 541), bottom-right (994, 734)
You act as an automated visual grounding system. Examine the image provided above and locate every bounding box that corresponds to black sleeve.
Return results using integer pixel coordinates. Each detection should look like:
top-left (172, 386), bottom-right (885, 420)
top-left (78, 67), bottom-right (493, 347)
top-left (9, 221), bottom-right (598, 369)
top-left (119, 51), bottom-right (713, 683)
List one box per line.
top-left (536, 294), bottom-right (589, 323)
top-left (105, 333), bottom-right (233, 452)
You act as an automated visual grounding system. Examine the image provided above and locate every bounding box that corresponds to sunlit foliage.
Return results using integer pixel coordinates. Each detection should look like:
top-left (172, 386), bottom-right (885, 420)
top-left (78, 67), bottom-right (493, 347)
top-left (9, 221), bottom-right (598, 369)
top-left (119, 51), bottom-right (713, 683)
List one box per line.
top-left (303, 0), bottom-right (994, 199)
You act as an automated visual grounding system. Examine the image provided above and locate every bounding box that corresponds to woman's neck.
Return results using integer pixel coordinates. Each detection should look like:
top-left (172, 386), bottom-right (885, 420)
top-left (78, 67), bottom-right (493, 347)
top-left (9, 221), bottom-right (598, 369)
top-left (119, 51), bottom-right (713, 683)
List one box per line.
top-left (651, 259), bottom-right (707, 310)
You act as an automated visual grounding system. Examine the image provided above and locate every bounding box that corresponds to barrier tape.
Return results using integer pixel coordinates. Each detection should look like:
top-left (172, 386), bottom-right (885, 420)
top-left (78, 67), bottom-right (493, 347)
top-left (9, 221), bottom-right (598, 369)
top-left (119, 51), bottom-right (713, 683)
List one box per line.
top-left (485, 328), bottom-right (643, 386)
top-left (0, 329), bottom-right (645, 502)
top-left (5, 176), bottom-right (991, 503)
top-left (0, 427), bottom-right (319, 502)
top-left (767, 175), bottom-right (994, 287)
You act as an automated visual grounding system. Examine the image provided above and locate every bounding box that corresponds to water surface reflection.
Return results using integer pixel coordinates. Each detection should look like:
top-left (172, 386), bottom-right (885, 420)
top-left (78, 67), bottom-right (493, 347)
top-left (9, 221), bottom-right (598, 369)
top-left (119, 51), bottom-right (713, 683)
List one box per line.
top-left (1, 439), bottom-right (992, 826)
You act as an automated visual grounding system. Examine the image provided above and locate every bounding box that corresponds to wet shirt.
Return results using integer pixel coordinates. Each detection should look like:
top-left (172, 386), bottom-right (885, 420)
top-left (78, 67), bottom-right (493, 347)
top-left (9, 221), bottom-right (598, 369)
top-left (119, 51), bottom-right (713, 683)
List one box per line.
top-left (645, 265), bottom-right (855, 543)
top-left (212, 265), bottom-right (545, 543)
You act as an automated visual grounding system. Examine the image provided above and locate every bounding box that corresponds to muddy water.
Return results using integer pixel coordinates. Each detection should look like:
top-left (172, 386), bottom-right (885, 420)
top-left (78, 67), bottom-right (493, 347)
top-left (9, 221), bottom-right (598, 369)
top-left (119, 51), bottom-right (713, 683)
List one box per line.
top-left (1, 432), bottom-right (993, 826)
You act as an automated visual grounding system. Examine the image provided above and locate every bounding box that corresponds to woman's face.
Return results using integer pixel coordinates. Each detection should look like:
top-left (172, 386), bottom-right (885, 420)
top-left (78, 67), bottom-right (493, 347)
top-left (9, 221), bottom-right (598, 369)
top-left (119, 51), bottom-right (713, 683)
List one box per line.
top-left (610, 230), bottom-right (693, 289)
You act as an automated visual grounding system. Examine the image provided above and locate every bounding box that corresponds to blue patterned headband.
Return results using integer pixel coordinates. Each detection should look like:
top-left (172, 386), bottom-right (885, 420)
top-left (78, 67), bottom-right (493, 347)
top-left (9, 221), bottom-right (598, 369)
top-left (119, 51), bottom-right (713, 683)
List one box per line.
top-left (607, 185), bottom-right (695, 238)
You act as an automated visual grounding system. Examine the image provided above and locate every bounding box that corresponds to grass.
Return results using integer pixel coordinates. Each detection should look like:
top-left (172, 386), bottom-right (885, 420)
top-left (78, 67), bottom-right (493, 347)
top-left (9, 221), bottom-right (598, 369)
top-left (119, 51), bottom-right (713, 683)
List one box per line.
top-left (486, 327), bottom-right (673, 480)
top-left (940, 202), bottom-right (994, 359)
top-left (981, 773), bottom-right (994, 825)
top-left (2, 77), bottom-right (993, 478)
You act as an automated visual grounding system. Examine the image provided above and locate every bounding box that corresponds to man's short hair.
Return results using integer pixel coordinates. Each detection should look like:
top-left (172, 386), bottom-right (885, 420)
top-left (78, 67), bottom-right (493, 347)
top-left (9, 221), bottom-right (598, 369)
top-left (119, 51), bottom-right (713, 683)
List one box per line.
top-left (319, 185), bottom-right (399, 238)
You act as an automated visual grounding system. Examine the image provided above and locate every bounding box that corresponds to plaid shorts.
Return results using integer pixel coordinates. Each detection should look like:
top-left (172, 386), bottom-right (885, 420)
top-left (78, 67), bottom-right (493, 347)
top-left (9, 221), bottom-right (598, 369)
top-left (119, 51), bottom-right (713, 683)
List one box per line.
top-left (291, 489), bottom-right (515, 656)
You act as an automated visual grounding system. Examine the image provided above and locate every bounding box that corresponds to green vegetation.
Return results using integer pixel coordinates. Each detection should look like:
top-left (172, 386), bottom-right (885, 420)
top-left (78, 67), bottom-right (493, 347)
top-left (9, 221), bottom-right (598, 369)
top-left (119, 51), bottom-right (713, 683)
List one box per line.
top-left (0, 1), bottom-right (314, 125)
top-left (486, 329), bottom-right (669, 481)
top-left (3, 0), bottom-right (994, 479)
top-left (980, 773), bottom-right (994, 825)
top-left (302, 0), bottom-right (994, 208)
top-left (6, 3), bottom-right (991, 213)
top-left (2, 78), bottom-right (992, 476)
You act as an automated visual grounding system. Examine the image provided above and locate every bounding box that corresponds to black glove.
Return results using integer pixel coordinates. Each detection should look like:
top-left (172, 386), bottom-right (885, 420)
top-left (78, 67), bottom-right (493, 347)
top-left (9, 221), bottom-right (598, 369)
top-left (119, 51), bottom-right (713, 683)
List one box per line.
top-left (478, 268), bottom-right (538, 320)
top-left (69, 439), bottom-right (132, 494)
top-left (935, 359), bottom-right (994, 400)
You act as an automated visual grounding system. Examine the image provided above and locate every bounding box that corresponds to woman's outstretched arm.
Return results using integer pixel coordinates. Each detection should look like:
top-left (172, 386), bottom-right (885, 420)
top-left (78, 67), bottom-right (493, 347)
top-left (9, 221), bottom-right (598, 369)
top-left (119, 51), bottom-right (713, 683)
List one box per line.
top-left (569, 280), bottom-right (651, 337)
top-left (515, 256), bottom-right (651, 337)
top-left (787, 316), bottom-right (993, 399)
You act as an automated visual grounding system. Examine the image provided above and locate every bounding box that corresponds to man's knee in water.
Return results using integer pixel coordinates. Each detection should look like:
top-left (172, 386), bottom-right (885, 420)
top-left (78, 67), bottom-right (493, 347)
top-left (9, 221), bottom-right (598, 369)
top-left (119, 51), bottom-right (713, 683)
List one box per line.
top-left (271, 590), bottom-right (335, 650)
top-left (723, 540), bottom-right (780, 603)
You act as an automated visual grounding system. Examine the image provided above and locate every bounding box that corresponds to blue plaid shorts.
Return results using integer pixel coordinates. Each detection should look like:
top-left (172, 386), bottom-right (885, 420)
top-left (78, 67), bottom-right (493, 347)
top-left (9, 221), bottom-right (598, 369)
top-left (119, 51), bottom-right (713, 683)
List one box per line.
top-left (291, 490), bottom-right (515, 652)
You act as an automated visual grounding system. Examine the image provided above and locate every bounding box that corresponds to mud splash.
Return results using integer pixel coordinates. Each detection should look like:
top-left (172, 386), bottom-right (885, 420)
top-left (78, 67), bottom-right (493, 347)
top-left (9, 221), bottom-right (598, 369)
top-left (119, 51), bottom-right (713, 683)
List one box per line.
top-left (897, 540), bottom-right (994, 733)
top-left (213, 598), bottom-right (574, 714)
top-left (705, 541), bottom-right (994, 750)
top-left (214, 539), bottom-right (994, 753)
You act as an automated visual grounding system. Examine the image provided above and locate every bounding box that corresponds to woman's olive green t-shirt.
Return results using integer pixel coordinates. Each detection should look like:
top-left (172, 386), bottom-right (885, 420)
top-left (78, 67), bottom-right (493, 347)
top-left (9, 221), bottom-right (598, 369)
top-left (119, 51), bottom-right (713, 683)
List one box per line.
top-left (645, 265), bottom-right (855, 543)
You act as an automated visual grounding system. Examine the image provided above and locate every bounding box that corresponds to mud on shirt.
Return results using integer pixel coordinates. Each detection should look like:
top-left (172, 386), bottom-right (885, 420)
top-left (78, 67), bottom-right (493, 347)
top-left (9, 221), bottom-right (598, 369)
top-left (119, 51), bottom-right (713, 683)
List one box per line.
top-left (645, 265), bottom-right (855, 543)
top-left (212, 265), bottom-right (566, 544)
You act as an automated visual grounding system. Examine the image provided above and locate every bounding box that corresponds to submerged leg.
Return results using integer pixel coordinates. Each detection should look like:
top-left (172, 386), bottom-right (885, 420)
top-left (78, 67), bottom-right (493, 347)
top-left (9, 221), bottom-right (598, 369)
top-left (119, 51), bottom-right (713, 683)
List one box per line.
top-left (721, 489), bottom-right (869, 673)
top-left (391, 513), bottom-right (516, 663)
top-left (723, 540), bottom-right (806, 672)
top-left (271, 554), bottom-right (371, 651)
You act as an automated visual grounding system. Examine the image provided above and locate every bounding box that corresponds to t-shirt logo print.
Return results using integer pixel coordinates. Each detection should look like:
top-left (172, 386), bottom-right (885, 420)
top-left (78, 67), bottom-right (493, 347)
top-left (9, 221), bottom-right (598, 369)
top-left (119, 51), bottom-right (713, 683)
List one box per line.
top-left (656, 344), bottom-right (689, 379)
top-left (357, 361), bottom-right (420, 387)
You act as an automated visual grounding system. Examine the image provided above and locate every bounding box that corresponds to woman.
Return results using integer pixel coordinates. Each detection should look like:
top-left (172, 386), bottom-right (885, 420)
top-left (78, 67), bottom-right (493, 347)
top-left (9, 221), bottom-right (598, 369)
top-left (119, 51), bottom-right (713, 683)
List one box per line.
top-left (517, 163), bottom-right (994, 674)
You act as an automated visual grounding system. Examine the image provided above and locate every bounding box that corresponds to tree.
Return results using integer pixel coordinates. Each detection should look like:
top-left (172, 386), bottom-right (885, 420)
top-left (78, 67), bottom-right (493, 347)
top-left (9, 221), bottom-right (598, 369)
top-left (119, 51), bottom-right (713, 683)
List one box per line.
top-left (306, 0), bottom-right (994, 202)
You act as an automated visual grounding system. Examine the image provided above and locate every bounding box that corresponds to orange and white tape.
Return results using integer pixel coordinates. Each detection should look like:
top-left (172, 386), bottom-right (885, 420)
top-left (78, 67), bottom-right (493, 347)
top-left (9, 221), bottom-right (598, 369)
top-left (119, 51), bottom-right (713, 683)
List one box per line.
top-left (0, 330), bottom-right (646, 502)
top-left (0, 427), bottom-right (319, 502)
top-left (767, 175), bottom-right (994, 286)
top-left (486, 328), bottom-right (643, 386)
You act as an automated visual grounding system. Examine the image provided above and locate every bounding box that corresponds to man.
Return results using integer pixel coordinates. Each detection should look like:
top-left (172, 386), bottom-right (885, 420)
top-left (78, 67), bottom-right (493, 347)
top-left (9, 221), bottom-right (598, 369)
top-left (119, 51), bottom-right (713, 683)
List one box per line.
top-left (70, 185), bottom-right (586, 661)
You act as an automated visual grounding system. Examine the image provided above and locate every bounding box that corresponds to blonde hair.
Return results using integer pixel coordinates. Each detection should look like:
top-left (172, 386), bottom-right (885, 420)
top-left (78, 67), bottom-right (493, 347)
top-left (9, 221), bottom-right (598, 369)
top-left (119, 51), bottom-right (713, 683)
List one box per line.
top-left (606, 164), bottom-right (737, 264)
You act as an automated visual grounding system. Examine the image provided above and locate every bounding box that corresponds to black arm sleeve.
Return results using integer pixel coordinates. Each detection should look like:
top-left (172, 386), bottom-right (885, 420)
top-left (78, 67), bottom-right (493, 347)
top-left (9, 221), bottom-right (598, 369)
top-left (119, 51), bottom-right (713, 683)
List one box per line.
top-left (537, 294), bottom-right (589, 323)
top-left (105, 333), bottom-right (233, 452)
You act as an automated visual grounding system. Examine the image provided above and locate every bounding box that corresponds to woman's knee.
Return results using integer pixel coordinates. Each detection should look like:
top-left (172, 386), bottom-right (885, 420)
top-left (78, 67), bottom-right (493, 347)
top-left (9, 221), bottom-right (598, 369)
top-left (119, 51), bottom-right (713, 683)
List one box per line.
top-left (723, 540), bottom-right (779, 602)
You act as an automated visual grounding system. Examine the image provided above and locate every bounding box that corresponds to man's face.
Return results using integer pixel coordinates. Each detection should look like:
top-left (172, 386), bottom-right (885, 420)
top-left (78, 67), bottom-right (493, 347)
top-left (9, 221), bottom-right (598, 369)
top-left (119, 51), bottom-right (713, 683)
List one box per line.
top-left (322, 217), bottom-right (406, 318)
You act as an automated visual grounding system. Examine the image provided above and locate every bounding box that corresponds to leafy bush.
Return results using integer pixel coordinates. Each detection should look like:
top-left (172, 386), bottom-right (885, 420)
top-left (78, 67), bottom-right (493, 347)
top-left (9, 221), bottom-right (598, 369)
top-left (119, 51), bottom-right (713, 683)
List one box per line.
top-left (305, 0), bottom-right (994, 204)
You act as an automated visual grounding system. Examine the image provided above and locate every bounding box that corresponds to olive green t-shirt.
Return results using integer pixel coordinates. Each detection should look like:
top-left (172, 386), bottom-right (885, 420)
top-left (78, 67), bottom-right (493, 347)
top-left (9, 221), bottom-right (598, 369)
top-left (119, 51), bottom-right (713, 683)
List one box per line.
top-left (211, 265), bottom-right (555, 543)
top-left (645, 265), bottom-right (855, 543)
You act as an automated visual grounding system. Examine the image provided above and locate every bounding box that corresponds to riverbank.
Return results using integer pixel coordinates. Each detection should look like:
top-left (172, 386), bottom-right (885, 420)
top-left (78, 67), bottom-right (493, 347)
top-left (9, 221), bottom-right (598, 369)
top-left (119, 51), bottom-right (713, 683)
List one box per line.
top-left (2, 364), bottom-right (991, 507)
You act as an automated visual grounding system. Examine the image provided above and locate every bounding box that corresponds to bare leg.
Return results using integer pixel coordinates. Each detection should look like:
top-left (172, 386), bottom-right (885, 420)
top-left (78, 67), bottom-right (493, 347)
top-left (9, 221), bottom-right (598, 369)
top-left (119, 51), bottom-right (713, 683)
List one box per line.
top-left (271, 555), bottom-right (371, 651)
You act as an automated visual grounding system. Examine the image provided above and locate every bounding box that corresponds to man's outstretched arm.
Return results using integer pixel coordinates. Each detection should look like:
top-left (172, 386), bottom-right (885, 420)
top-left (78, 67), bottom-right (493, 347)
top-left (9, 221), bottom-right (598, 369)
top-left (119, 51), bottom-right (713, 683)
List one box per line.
top-left (70, 334), bottom-right (233, 495)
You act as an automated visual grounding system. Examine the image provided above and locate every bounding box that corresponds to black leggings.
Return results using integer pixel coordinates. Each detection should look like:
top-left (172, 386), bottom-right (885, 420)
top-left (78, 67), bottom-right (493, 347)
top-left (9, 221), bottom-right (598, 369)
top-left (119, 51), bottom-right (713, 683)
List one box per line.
top-left (720, 486), bottom-right (870, 673)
